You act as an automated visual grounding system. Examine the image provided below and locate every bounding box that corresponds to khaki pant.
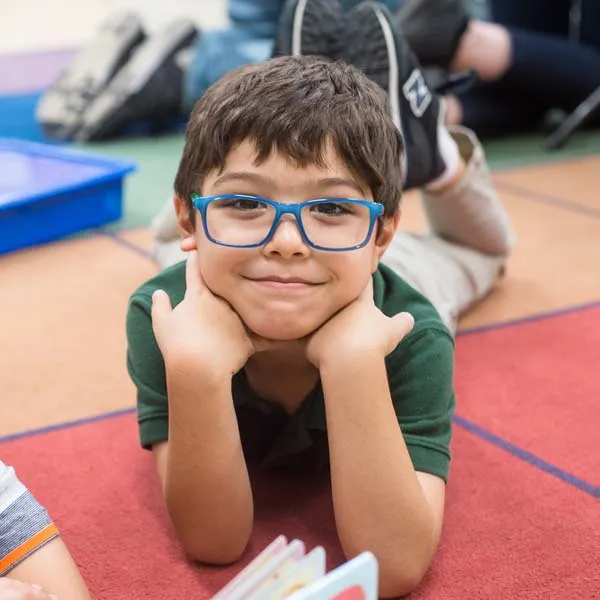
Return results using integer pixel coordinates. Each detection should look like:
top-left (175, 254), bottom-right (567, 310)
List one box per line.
top-left (152, 127), bottom-right (514, 333)
top-left (382, 126), bottom-right (514, 331)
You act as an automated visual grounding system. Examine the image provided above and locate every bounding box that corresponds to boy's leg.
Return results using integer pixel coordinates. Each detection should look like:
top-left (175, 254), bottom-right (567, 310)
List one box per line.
top-left (420, 125), bottom-right (514, 257)
top-left (382, 125), bottom-right (514, 332)
top-left (317, 1), bottom-right (513, 330)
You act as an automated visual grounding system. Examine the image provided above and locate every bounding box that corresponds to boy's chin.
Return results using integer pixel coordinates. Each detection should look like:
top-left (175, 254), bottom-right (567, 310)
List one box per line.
top-left (244, 319), bottom-right (321, 343)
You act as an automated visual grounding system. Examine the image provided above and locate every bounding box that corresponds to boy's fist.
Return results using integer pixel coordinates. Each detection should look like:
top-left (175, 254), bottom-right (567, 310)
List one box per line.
top-left (151, 251), bottom-right (255, 378)
top-left (306, 278), bottom-right (414, 369)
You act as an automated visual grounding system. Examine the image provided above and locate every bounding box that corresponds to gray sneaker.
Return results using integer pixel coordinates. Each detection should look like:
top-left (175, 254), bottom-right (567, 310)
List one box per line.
top-left (36, 11), bottom-right (146, 140)
top-left (273, 0), bottom-right (346, 59)
top-left (76, 19), bottom-right (198, 142)
top-left (395, 0), bottom-right (470, 68)
top-left (343, 2), bottom-right (446, 189)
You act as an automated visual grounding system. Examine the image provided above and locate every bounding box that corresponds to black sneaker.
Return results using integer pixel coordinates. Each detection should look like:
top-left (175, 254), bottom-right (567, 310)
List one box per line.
top-left (273, 0), bottom-right (346, 59)
top-left (342, 1), bottom-right (446, 190)
top-left (76, 19), bottom-right (198, 142)
top-left (394, 0), bottom-right (470, 68)
top-left (36, 11), bottom-right (146, 141)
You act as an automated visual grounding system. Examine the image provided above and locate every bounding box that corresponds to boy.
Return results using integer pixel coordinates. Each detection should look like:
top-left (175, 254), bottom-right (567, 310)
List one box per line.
top-left (127, 5), bottom-right (513, 597)
top-left (0, 461), bottom-right (91, 600)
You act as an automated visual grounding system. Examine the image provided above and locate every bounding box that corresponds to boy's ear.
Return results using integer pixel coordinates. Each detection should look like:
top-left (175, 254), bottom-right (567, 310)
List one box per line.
top-left (372, 211), bottom-right (401, 269)
top-left (174, 195), bottom-right (197, 252)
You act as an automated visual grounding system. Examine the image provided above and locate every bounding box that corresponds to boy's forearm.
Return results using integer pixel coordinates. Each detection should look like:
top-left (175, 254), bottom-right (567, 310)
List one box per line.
top-left (8, 537), bottom-right (91, 600)
top-left (164, 366), bottom-right (253, 564)
top-left (321, 355), bottom-right (438, 597)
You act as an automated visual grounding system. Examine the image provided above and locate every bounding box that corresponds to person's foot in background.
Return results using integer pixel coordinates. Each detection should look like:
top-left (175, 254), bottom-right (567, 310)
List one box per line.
top-left (275, 0), bottom-right (462, 191)
top-left (76, 19), bottom-right (198, 141)
top-left (36, 11), bottom-right (146, 140)
top-left (37, 15), bottom-right (198, 142)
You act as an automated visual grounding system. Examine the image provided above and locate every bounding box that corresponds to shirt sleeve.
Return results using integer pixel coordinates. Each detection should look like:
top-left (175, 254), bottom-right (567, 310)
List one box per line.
top-left (0, 462), bottom-right (59, 576)
top-left (126, 294), bottom-right (170, 449)
top-left (386, 320), bottom-right (456, 482)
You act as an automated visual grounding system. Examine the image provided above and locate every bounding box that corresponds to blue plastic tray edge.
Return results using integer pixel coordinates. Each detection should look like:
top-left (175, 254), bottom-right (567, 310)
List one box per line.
top-left (0, 138), bottom-right (137, 171)
top-left (0, 137), bottom-right (137, 212)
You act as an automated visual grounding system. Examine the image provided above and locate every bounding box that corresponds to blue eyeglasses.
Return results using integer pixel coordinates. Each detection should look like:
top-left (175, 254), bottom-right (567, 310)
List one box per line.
top-left (191, 194), bottom-right (384, 251)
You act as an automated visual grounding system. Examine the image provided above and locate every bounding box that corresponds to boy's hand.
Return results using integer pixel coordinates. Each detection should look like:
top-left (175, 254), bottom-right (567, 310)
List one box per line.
top-left (306, 279), bottom-right (414, 369)
top-left (151, 251), bottom-right (256, 377)
top-left (0, 579), bottom-right (58, 600)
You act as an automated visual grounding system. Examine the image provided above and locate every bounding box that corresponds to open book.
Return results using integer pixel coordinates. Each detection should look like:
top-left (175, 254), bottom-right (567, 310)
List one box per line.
top-left (214, 536), bottom-right (378, 600)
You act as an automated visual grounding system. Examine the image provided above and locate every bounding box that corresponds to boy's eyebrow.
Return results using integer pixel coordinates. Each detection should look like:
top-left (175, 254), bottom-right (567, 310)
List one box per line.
top-left (212, 172), bottom-right (368, 197)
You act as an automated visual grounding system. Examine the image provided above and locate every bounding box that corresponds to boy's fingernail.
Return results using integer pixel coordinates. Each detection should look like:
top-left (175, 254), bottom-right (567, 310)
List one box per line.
top-left (31, 584), bottom-right (44, 591)
top-left (50, 595), bottom-right (60, 600)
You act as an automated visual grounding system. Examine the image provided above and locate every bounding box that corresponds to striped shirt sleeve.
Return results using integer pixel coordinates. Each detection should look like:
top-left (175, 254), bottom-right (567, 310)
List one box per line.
top-left (0, 461), bottom-right (59, 576)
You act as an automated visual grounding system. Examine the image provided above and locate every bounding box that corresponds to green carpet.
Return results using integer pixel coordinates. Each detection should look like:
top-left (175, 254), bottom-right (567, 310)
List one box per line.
top-left (77, 135), bottom-right (185, 231)
top-left (77, 130), bottom-right (600, 231)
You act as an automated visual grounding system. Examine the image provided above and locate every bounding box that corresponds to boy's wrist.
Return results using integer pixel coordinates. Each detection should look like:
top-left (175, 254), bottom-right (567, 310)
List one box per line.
top-left (318, 348), bottom-right (385, 379)
top-left (165, 356), bottom-right (233, 396)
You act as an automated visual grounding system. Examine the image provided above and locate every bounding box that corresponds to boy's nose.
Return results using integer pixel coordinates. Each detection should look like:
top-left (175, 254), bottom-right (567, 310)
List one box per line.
top-left (263, 217), bottom-right (310, 258)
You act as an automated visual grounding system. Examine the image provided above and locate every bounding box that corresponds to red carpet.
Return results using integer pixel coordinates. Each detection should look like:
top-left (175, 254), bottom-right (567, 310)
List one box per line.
top-left (456, 305), bottom-right (600, 484)
top-left (2, 408), bottom-right (598, 599)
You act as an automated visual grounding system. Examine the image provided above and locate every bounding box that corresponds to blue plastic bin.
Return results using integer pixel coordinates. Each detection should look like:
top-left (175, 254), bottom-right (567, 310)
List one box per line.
top-left (0, 138), bottom-right (136, 255)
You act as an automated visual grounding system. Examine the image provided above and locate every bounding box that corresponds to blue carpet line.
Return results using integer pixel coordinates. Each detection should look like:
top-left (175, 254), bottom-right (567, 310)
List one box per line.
top-left (457, 298), bottom-right (600, 336)
top-left (1, 406), bottom-right (597, 500)
top-left (0, 408), bottom-right (135, 444)
top-left (98, 228), bottom-right (156, 262)
top-left (494, 180), bottom-right (600, 219)
top-left (453, 415), bottom-right (599, 499)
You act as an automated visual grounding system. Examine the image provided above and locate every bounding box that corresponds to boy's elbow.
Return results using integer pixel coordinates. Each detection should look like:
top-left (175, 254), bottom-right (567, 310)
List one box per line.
top-left (169, 504), bottom-right (252, 565)
top-left (347, 544), bottom-right (432, 598)
top-left (180, 532), bottom-right (250, 566)
top-left (163, 485), bottom-right (253, 566)
top-left (378, 565), bottom-right (427, 599)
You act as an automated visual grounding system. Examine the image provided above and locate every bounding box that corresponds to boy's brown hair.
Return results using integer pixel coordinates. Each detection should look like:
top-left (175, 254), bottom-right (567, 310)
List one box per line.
top-left (174, 55), bottom-right (404, 217)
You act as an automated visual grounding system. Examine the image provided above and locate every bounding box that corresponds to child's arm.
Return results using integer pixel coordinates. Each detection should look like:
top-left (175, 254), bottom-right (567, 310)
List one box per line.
top-left (6, 538), bottom-right (90, 600)
top-left (306, 286), bottom-right (450, 598)
top-left (149, 373), bottom-right (253, 565)
top-left (0, 462), bottom-right (90, 600)
top-left (148, 252), bottom-right (256, 564)
top-left (319, 352), bottom-right (446, 598)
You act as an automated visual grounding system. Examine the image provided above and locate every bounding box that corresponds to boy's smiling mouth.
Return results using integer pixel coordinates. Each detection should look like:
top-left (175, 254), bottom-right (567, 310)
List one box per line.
top-left (243, 275), bottom-right (324, 289)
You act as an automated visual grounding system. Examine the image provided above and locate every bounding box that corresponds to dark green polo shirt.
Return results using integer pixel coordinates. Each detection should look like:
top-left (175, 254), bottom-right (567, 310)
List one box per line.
top-left (126, 262), bottom-right (455, 481)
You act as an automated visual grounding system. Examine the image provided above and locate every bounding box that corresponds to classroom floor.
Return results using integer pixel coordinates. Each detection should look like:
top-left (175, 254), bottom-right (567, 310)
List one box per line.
top-left (1, 3), bottom-right (600, 598)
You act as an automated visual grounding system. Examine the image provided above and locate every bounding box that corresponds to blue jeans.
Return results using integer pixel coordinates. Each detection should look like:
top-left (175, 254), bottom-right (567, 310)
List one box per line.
top-left (184, 0), bottom-right (400, 108)
top-left (458, 0), bottom-right (600, 134)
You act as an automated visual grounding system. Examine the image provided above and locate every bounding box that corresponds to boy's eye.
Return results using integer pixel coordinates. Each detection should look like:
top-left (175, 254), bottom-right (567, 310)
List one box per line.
top-left (213, 197), bottom-right (267, 211)
top-left (311, 201), bottom-right (353, 216)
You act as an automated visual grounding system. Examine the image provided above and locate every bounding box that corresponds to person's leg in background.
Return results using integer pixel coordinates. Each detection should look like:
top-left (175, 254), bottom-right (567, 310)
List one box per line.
top-left (488, 0), bottom-right (571, 35)
top-left (445, 77), bottom-right (547, 135)
top-left (444, 0), bottom-right (561, 130)
top-left (383, 125), bottom-right (514, 332)
top-left (401, 0), bottom-right (600, 132)
top-left (580, 0), bottom-right (600, 51)
top-left (183, 0), bottom-right (285, 109)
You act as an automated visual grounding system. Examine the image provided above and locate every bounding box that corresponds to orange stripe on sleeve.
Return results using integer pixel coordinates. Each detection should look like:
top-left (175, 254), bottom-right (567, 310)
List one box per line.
top-left (0, 523), bottom-right (59, 574)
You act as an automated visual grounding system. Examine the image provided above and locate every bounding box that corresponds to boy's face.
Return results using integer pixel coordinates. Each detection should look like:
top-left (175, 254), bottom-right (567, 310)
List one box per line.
top-left (176, 139), bottom-right (400, 341)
